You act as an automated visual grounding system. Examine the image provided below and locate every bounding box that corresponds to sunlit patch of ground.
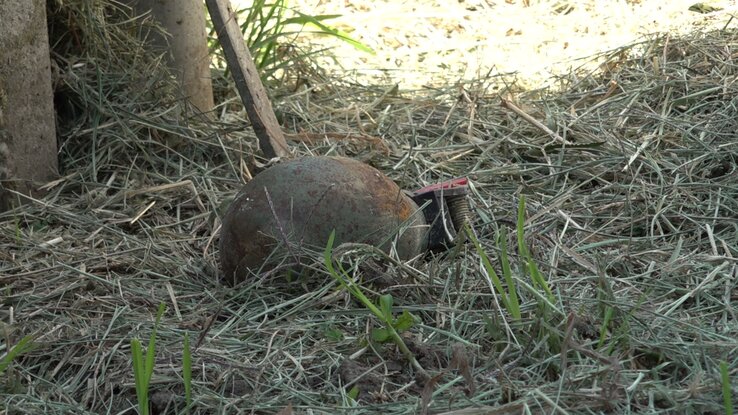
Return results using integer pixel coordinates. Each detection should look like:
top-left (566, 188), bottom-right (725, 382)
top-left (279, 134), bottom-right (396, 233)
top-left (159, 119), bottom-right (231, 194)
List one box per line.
top-left (237, 0), bottom-right (738, 89)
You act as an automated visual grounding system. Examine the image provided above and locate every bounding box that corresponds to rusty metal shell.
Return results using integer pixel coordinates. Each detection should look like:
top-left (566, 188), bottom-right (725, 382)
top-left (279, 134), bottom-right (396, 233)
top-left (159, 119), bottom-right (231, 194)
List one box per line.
top-left (219, 156), bottom-right (428, 284)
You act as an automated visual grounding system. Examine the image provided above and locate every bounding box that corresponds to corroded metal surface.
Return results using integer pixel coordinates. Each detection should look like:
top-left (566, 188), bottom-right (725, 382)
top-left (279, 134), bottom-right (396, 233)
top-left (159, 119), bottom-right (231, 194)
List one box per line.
top-left (411, 177), bottom-right (470, 250)
top-left (219, 156), bottom-right (428, 284)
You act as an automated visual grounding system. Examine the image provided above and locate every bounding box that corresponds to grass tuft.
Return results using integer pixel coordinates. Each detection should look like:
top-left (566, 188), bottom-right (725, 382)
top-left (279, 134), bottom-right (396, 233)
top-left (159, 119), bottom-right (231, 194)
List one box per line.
top-left (467, 225), bottom-right (521, 320)
top-left (209, 0), bottom-right (371, 82)
top-left (131, 303), bottom-right (166, 415)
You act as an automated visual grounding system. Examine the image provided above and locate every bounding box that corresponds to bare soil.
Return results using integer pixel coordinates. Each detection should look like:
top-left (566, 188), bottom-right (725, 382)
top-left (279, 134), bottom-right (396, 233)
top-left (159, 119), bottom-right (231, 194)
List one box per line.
top-left (282, 0), bottom-right (738, 89)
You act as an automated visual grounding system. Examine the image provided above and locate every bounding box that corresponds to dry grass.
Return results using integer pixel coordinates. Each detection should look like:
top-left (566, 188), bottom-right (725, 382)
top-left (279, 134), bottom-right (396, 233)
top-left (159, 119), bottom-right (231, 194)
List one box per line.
top-left (1, 1), bottom-right (737, 414)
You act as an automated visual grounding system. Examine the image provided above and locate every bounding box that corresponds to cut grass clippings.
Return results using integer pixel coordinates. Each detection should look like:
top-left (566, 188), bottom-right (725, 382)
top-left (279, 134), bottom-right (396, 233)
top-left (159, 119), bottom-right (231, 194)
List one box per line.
top-left (1, 1), bottom-right (737, 413)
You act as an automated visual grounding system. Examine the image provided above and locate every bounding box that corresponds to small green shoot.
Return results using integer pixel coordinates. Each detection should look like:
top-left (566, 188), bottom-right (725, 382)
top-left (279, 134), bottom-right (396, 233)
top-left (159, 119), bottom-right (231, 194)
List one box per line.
top-left (323, 325), bottom-right (344, 342)
top-left (347, 385), bottom-right (360, 401)
top-left (183, 332), bottom-right (192, 414)
top-left (467, 226), bottom-right (522, 320)
top-left (515, 196), bottom-right (563, 351)
top-left (131, 302), bottom-right (166, 415)
top-left (605, 291), bottom-right (649, 355)
top-left (497, 229), bottom-right (520, 314)
top-left (131, 340), bottom-right (147, 415)
top-left (323, 231), bottom-right (426, 377)
top-left (0, 335), bottom-right (35, 376)
top-left (371, 295), bottom-right (416, 343)
top-left (468, 195), bottom-right (564, 353)
top-left (721, 360), bottom-right (733, 415)
top-left (285, 11), bottom-right (374, 54)
top-left (597, 305), bottom-right (614, 349)
top-left (516, 196), bottom-right (555, 305)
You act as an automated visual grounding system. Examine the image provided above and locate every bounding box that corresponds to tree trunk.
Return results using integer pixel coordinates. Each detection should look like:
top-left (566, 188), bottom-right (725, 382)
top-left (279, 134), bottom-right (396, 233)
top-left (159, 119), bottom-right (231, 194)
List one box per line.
top-left (0, 0), bottom-right (59, 211)
top-left (127, 0), bottom-right (215, 114)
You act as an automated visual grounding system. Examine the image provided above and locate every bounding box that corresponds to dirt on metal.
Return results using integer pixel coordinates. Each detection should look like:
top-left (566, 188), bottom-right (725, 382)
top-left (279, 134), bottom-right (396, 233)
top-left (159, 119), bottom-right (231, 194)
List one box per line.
top-left (218, 156), bottom-right (428, 284)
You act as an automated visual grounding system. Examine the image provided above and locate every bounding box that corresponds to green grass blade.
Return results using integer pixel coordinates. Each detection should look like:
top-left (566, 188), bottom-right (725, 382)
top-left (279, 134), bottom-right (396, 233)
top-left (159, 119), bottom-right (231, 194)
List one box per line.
top-left (241, 0), bottom-right (275, 49)
top-left (323, 230), bottom-right (383, 317)
top-left (144, 303), bottom-right (166, 387)
top-left (287, 12), bottom-right (374, 53)
top-left (516, 196), bottom-right (556, 304)
top-left (527, 258), bottom-right (555, 302)
top-left (183, 332), bottom-right (192, 413)
top-left (379, 295), bottom-right (393, 320)
top-left (497, 229), bottom-right (521, 319)
top-left (283, 13), bottom-right (344, 23)
top-left (516, 195), bottom-right (527, 256)
top-left (130, 303), bottom-right (166, 415)
top-left (466, 225), bottom-right (520, 319)
top-left (721, 361), bottom-right (733, 415)
top-left (0, 335), bottom-right (35, 375)
top-left (597, 305), bottom-right (614, 349)
top-left (131, 339), bottom-right (148, 415)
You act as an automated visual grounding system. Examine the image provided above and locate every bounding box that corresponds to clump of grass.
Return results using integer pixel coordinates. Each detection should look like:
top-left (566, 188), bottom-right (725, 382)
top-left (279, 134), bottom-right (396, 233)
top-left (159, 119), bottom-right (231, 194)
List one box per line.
top-left (467, 225), bottom-right (521, 320)
top-left (515, 197), bottom-right (556, 309)
top-left (209, 0), bottom-right (371, 81)
top-left (467, 196), bottom-right (563, 320)
top-left (467, 196), bottom-right (565, 355)
top-left (131, 303), bottom-right (166, 415)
